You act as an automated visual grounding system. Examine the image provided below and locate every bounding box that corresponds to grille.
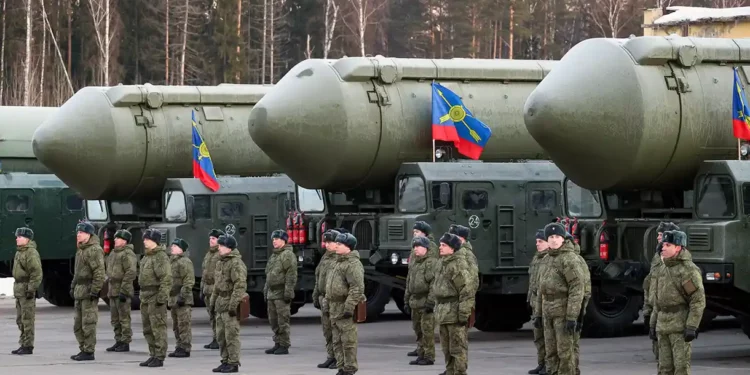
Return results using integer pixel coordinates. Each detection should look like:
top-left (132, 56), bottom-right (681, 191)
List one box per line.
top-left (688, 227), bottom-right (710, 251)
top-left (387, 220), bottom-right (405, 241)
top-left (352, 221), bottom-right (374, 250)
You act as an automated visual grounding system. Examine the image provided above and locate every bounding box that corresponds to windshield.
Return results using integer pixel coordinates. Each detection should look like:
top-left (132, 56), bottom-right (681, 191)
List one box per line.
top-left (297, 186), bottom-right (325, 212)
top-left (164, 190), bottom-right (187, 222)
top-left (85, 200), bottom-right (108, 221)
top-left (565, 180), bottom-right (602, 217)
top-left (696, 175), bottom-right (735, 218)
top-left (398, 175), bottom-right (426, 213)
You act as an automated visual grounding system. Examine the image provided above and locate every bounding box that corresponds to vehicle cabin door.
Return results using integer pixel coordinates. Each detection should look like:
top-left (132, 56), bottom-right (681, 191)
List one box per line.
top-left (455, 183), bottom-right (495, 273)
top-left (525, 182), bottom-right (563, 266)
top-left (215, 195), bottom-right (251, 265)
top-left (60, 189), bottom-right (85, 255)
top-left (1, 189), bottom-right (34, 262)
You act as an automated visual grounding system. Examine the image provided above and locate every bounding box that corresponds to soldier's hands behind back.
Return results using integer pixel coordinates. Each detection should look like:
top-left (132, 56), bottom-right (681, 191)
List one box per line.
top-left (25, 291), bottom-right (35, 300)
top-left (533, 317), bottom-right (543, 329)
top-left (342, 311), bottom-right (353, 319)
top-left (177, 296), bottom-right (185, 307)
top-left (199, 291), bottom-right (205, 303)
top-left (118, 293), bottom-right (127, 303)
top-left (643, 314), bottom-right (651, 332)
top-left (313, 299), bottom-right (321, 310)
top-left (69, 289), bottom-right (74, 299)
top-left (684, 328), bottom-right (697, 342)
top-left (565, 320), bottom-right (577, 334)
top-left (89, 292), bottom-right (99, 301)
top-left (649, 327), bottom-right (657, 341)
top-left (283, 297), bottom-right (292, 304)
top-left (228, 309), bottom-right (237, 318)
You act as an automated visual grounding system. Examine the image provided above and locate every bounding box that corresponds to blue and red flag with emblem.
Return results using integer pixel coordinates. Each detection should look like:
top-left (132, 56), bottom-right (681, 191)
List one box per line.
top-left (192, 110), bottom-right (220, 191)
top-left (733, 68), bottom-right (750, 140)
top-left (431, 82), bottom-right (492, 159)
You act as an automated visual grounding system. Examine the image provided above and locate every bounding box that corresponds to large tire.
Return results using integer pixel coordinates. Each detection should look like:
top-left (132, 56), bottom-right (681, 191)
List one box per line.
top-left (740, 315), bottom-right (750, 339)
top-left (697, 309), bottom-right (718, 332)
top-left (581, 286), bottom-right (642, 338)
top-left (249, 292), bottom-right (268, 319)
top-left (290, 303), bottom-right (301, 316)
top-left (42, 278), bottom-right (74, 307)
top-left (391, 289), bottom-right (410, 317)
top-left (193, 290), bottom-right (206, 308)
top-left (364, 280), bottom-right (392, 322)
top-left (474, 297), bottom-right (530, 332)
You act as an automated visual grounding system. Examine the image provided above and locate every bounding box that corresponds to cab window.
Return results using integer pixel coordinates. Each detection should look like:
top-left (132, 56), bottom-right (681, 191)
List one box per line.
top-left (397, 175), bottom-right (426, 213)
top-left (164, 190), bottom-right (187, 222)
top-left (432, 182), bottom-right (452, 209)
top-left (218, 201), bottom-right (244, 220)
top-left (696, 175), bottom-right (735, 218)
top-left (531, 190), bottom-right (556, 211)
top-left (5, 195), bottom-right (30, 212)
top-left (462, 190), bottom-right (488, 210)
top-left (193, 195), bottom-right (211, 220)
top-left (297, 186), bottom-right (325, 212)
top-left (66, 195), bottom-right (83, 211)
top-left (86, 200), bottom-right (108, 220)
top-left (565, 180), bottom-right (602, 217)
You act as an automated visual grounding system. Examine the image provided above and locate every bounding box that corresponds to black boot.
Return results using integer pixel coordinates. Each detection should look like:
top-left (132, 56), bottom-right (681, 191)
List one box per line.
top-left (438, 371), bottom-right (446, 375)
top-left (148, 358), bottom-right (164, 367)
top-left (11, 347), bottom-right (23, 354)
top-left (407, 349), bottom-right (419, 357)
top-left (539, 366), bottom-right (548, 375)
top-left (329, 361), bottom-right (337, 369)
top-left (115, 343), bottom-right (130, 352)
top-left (265, 343), bottom-right (280, 354)
top-left (204, 339), bottom-right (220, 350)
top-left (16, 347), bottom-right (33, 355)
top-left (416, 358), bottom-right (434, 365)
top-left (409, 356), bottom-right (423, 365)
top-left (73, 352), bottom-right (95, 361)
top-left (70, 351), bottom-right (83, 360)
top-left (273, 346), bottom-right (289, 355)
top-left (106, 342), bottom-right (121, 352)
top-left (139, 357), bottom-right (155, 367)
top-left (318, 357), bottom-right (336, 368)
top-left (220, 364), bottom-right (239, 373)
top-left (168, 347), bottom-right (182, 358)
top-left (528, 364), bottom-right (544, 374)
top-left (212, 363), bottom-right (228, 373)
top-left (169, 347), bottom-right (190, 358)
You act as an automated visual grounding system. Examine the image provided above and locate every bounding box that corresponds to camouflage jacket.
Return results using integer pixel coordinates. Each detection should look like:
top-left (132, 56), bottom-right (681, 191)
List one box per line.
top-left (642, 252), bottom-right (663, 317)
top-left (138, 245), bottom-right (172, 305)
top-left (572, 243), bottom-right (592, 319)
top-left (210, 249), bottom-right (248, 313)
top-left (534, 240), bottom-right (585, 321)
top-left (264, 244), bottom-right (298, 300)
top-left (201, 245), bottom-right (220, 296)
top-left (71, 235), bottom-right (106, 300)
top-left (527, 250), bottom-right (548, 305)
top-left (105, 244), bottom-right (137, 297)
top-left (404, 245), bottom-right (439, 310)
top-left (312, 251), bottom-right (337, 303)
top-left (649, 249), bottom-right (705, 334)
top-left (12, 241), bottom-right (43, 298)
top-left (433, 253), bottom-right (472, 325)
top-left (458, 241), bottom-right (479, 294)
top-left (325, 250), bottom-right (365, 320)
top-left (169, 253), bottom-right (196, 307)
top-left (409, 234), bottom-right (438, 268)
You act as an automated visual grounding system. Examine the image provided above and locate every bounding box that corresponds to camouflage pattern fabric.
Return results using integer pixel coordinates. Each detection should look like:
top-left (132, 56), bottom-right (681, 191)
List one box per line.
top-left (141, 301), bottom-right (168, 359)
top-left (320, 299), bottom-right (336, 361)
top-left (139, 245), bottom-right (172, 360)
top-left (110, 298), bottom-right (132, 343)
top-left (657, 333), bottom-right (692, 374)
top-left (433, 254), bottom-right (472, 325)
top-left (16, 298), bottom-right (36, 347)
top-left (71, 235), bottom-right (105, 353)
top-left (169, 253), bottom-right (195, 351)
top-left (408, 234), bottom-right (437, 268)
top-left (404, 240), bottom-right (438, 360)
top-left (642, 252), bottom-right (662, 318)
top-left (201, 245), bottom-right (220, 340)
top-left (105, 244), bottom-right (137, 298)
top-left (543, 317), bottom-right (576, 375)
top-left (313, 251), bottom-right (337, 359)
top-left (217, 312), bottom-right (241, 365)
top-left (13, 240), bottom-right (42, 348)
top-left (264, 244), bottom-right (298, 301)
top-left (268, 299), bottom-right (292, 347)
top-left (572, 242), bottom-right (591, 375)
top-left (211, 248), bottom-right (247, 366)
top-left (171, 306), bottom-right (193, 351)
top-left (411, 308), bottom-right (436, 361)
top-left (331, 317), bottom-right (358, 372)
top-left (439, 323), bottom-right (468, 375)
top-left (528, 250), bottom-right (548, 367)
top-left (73, 299), bottom-right (99, 353)
top-left (533, 324), bottom-right (546, 367)
top-left (458, 241), bottom-right (479, 293)
top-left (325, 250), bottom-right (365, 372)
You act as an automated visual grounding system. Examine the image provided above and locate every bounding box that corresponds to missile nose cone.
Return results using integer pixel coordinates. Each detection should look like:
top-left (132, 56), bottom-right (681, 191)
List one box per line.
top-left (32, 87), bottom-right (115, 198)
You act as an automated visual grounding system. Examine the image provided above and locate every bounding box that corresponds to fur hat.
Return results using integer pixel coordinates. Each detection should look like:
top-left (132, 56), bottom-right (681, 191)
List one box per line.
top-left (535, 229), bottom-right (545, 241)
top-left (142, 228), bottom-right (162, 243)
top-left (218, 234), bottom-right (237, 249)
top-left (323, 229), bottom-right (341, 242)
top-left (171, 238), bottom-right (189, 251)
top-left (412, 236), bottom-right (430, 249)
top-left (334, 227), bottom-right (349, 234)
top-left (335, 232), bottom-right (357, 250)
top-left (76, 221), bottom-right (96, 235)
top-left (656, 222), bottom-right (680, 233)
top-left (544, 222), bottom-right (566, 240)
top-left (209, 229), bottom-right (226, 239)
top-left (413, 221), bottom-right (432, 236)
top-left (15, 227), bottom-right (34, 240)
top-left (662, 230), bottom-right (687, 247)
top-left (272, 229), bottom-right (289, 242)
top-left (449, 224), bottom-right (470, 239)
top-left (439, 232), bottom-right (461, 251)
top-left (114, 229), bottom-right (132, 243)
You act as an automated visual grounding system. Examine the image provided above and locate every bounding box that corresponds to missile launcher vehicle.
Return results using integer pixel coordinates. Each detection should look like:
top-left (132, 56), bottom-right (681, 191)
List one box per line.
top-left (524, 35), bottom-right (747, 336)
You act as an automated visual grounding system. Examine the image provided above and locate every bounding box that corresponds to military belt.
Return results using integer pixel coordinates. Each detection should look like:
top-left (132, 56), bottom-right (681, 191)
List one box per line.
top-left (543, 292), bottom-right (568, 300)
top-left (141, 285), bottom-right (160, 291)
top-left (658, 305), bottom-right (685, 313)
top-left (76, 277), bottom-right (92, 283)
top-left (218, 291), bottom-right (232, 297)
top-left (15, 277), bottom-right (29, 283)
top-left (109, 278), bottom-right (122, 282)
top-left (411, 292), bottom-right (428, 298)
top-left (436, 297), bottom-right (458, 304)
top-left (170, 284), bottom-right (183, 296)
top-left (327, 296), bottom-right (347, 302)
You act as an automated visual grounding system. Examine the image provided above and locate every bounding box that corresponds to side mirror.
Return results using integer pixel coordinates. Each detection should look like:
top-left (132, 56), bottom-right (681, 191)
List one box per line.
top-left (186, 196), bottom-right (195, 225)
top-left (439, 182), bottom-right (450, 206)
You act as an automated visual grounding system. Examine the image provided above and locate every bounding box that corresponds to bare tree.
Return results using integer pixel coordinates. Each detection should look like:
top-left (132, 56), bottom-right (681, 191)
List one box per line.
top-left (87, 0), bottom-right (112, 85)
top-left (40, 0), bottom-right (47, 105)
top-left (323, 0), bottom-right (338, 59)
top-left (0, 0), bottom-right (6, 104)
top-left (24, 0), bottom-right (32, 106)
top-left (165, 0), bottom-right (170, 84)
top-left (342, 0), bottom-right (383, 56)
top-left (262, 0), bottom-right (267, 83)
top-left (179, 0), bottom-right (189, 85)
top-left (235, 0), bottom-right (241, 83)
top-left (587, 0), bottom-right (637, 38)
top-left (712, 0), bottom-right (746, 7)
top-left (270, 0), bottom-right (274, 82)
top-left (305, 34), bottom-right (313, 59)
top-left (39, 0), bottom-right (73, 95)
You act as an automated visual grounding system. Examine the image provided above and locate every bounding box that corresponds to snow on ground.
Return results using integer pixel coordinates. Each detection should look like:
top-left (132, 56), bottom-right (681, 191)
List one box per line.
top-left (655, 6), bottom-right (750, 25)
top-left (0, 278), bottom-right (14, 298)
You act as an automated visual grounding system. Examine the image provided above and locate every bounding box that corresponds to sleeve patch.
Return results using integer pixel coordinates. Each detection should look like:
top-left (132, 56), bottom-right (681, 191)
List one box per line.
top-left (682, 279), bottom-right (697, 296)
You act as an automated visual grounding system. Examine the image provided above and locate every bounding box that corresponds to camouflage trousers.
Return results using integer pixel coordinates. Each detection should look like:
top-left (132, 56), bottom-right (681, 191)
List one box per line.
top-left (332, 316), bottom-right (358, 373)
top-left (411, 308), bottom-right (435, 361)
top-left (171, 305), bottom-right (192, 351)
top-left (109, 297), bottom-right (132, 343)
top-left (73, 298), bottom-right (99, 353)
top-left (15, 297), bottom-right (36, 347)
top-left (652, 338), bottom-right (660, 361)
top-left (439, 323), bottom-right (468, 375)
top-left (205, 293), bottom-right (217, 340)
top-left (657, 332), bottom-right (692, 375)
top-left (268, 299), bottom-right (291, 347)
top-left (532, 325), bottom-right (546, 367)
top-left (320, 298), bottom-right (335, 359)
top-left (141, 302), bottom-right (168, 360)
top-left (217, 312), bottom-right (241, 365)
top-left (543, 316), bottom-right (576, 375)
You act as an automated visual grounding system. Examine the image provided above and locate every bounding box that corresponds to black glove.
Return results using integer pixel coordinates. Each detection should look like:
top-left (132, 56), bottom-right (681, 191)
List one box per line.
top-left (25, 291), bottom-right (35, 300)
top-left (649, 327), bottom-right (657, 341)
top-left (177, 296), bottom-right (185, 307)
top-left (342, 311), bottom-right (353, 319)
top-left (118, 293), bottom-right (127, 303)
top-left (684, 328), bottom-right (697, 342)
top-left (643, 314), bottom-right (651, 332)
top-left (156, 301), bottom-right (165, 307)
top-left (424, 306), bottom-right (434, 314)
top-left (69, 289), bottom-right (74, 299)
top-left (565, 320), bottom-right (577, 334)
top-left (199, 291), bottom-right (205, 303)
top-left (313, 299), bottom-right (321, 310)
top-left (89, 292), bottom-right (99, 301)
top-left (284, 297), bottom-right (292, 304)
top-left (533, 317), bottom-right (543, 329)
top-left (228, 309), bottom-right (237, 317)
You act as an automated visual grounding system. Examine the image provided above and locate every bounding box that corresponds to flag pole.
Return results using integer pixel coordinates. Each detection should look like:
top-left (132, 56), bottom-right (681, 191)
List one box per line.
top-left (431, 79), bottom-right (436, 162)
top-left (739, 138), bottom-right (742, 160)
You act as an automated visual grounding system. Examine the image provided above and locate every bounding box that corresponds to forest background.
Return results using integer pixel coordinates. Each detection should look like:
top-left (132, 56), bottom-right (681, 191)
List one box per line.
top-left (1, 0), bottom-right (745, 106)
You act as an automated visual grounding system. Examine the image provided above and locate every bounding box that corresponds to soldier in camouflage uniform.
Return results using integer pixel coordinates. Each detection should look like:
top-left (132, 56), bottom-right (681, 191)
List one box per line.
top-left (449, 225), bottom-right (479, 292)
top-left (211, 234), bottom-right (248, 373)
top-left (649, 230), bottom-right (705, 375)
top-left (643, 222), bottom-right (679, 361)
top-left (313, 229), bottom-right (341, 369)
top-left (528, 229), bottom-right (548, 375)
top-left (569, 233), bottom-right (591, 375)
top-left (70, 221), bottom-right (106, 361)
top-left (404, 235), bottom-right (439, 366)
top-left (201, 229), bottom-right (225, 350)
top-left (138, 228), bottom-right (172, 368)
top-left (407, 220), bottom-right (437, 357)
top-left (105, 229), bottom-right (137, 353)
top-left (168, 238), bottom-right (195, 358)
top-left (264, 229), bottom-right (298, 355)
top-left (326, 232), bottom-right (365, 375)
top-left (533, 223), bottom-right (584, 375)
top-left (434, 232), bottom-right (472, 375)
top-left (11, 227), bottom-right (42, 355)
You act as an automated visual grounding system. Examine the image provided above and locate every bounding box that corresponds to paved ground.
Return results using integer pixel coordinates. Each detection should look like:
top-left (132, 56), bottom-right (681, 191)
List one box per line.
top-left (1, 297), bottom-right (749, 374)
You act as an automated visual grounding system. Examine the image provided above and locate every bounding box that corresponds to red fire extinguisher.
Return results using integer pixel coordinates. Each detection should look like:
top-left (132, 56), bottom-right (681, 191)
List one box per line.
top-left (297, 212), bottom-right (307, 245)
top-left (103, 230), bottom-right (111, 254)
top-left (286, 212), bottom-right (294, 244)
top-left (598, 221), bottom-right (610, 261)
top-left (291, 211), bottom-right (300, 244)
top-left (571, 217), bottom-right (579, 244)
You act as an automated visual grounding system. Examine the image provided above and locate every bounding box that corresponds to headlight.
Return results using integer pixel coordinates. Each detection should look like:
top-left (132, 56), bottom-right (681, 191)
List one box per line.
top-left (390, 253), bottom-right (399, 265)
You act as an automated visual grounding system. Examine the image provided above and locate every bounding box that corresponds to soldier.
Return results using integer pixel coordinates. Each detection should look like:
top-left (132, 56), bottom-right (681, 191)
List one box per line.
top-left (326, 232), bottom-right (365, 375)
top-left (168, 238), bottom-right (195, 358)
top-left (404, 235), bottom-right (439, 366)
top-left (533, 222), bottom-right (584, 375)
top-left (433, 232), bottom-right (472, 375)
top-left (70, 221), bottom-right (106, 361)
top-left (11, 227), bottom-right (42, 355)
top-left (649, 230), bottom-right (705, 375)
top-left (528, 229), bottom-right (548, 375)
top-left (264, 229), bottom-right (298, 355)
top-left (643, 221), bottom-right (680, 361)
top-left (407, 220), bottom-right (436, 357)
top-left (449, 224), bottom-right (479, 292)
top-left (211, 234), bottom-right (248, 373)
top-left (569, 233), bottom-right (591, 375)
top-left (201, 229), bottom-right (225, 350)
top-left (312, 229), bottom-right (341, 369)
top-left (138, 228), bottom-right (172, 368)
top-left (105, 229), bottom-right (137, 353)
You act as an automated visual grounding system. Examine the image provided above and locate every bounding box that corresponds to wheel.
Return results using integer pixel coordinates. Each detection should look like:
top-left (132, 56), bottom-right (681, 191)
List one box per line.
top-left (193, 290), bottom-right (206, 308)
top-left (581, 286), bottom-right (643, 338)
top-left (290, 303), bottom-right (301, 316)
top-left (249, 292), bottom-right (268, 319)
top-left (391, 289), bottom-right (410, 317)
top-left (42, 277), bottom-right (74, 307)
top-left (698, 309), bottom-right (718, 332)
top-left (740, 315), bottom-right (750, 339)
top-left (473, 297), bottom-right (530, 332)
top-left (363, 280), bottom-right (392, 322)
top-left (131, 292), bottom-right (141, 311)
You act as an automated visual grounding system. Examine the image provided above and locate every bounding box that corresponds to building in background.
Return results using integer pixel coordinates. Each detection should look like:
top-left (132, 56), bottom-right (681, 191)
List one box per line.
top-left (643, 6), bottom-right (750, 38)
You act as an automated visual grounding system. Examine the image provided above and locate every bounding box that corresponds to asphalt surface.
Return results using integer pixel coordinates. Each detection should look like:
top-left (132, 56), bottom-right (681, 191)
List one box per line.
top-left (1, 297), bottom-right (749, 374)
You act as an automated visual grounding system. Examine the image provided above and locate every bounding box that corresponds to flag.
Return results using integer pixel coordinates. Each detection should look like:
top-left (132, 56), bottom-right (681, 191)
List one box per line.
top-left (192, 110), bottom-right (220, 191)
top-left (733, 68), bottom-right (750, 140)
top-left (431, 82), bottom-right (492, 159)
